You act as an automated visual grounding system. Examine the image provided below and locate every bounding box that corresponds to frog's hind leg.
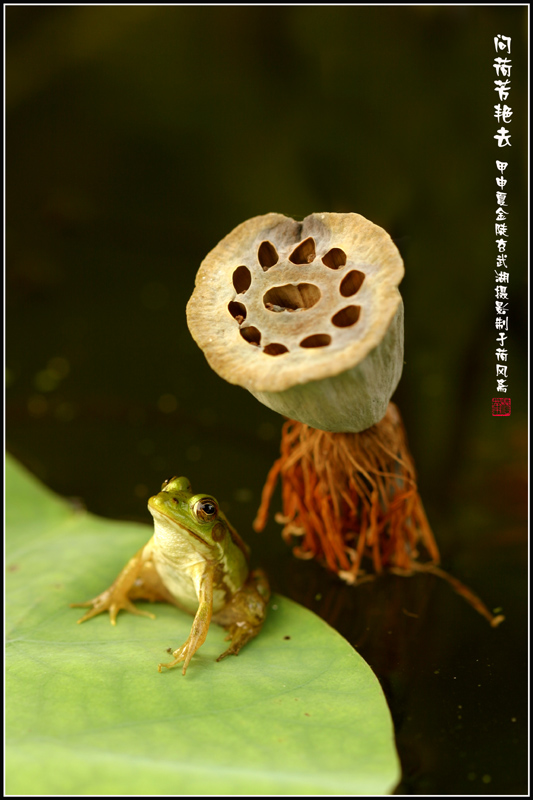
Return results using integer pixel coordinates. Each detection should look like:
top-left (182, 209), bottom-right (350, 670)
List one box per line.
top-left (213, 568), bottom-right (270, 661)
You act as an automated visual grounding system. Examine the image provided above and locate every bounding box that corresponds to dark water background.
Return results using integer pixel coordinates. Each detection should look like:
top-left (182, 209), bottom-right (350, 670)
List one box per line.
top-left (6, 6), bottom-right (528, 795)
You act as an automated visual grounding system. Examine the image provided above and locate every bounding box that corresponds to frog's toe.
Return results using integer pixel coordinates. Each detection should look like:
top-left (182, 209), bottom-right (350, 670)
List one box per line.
top-left (158, 640), bottom-right (199, 675)
top-left (216, 645), bottom-right (239, 662)
top-left (158, 656), bottom-right (187, 673)
top-left (216, 638), bottom-right (246, 661)
top-left (216, 625), bottom-right (258, 661)
top-left (74, 605), bottom-right (106, 624)
top-left (158, 644), bottom-right (186, 672)
top-left (130, 606), bottom-right (156, 621)
top-left (109, 599), bottom-right (155, 624)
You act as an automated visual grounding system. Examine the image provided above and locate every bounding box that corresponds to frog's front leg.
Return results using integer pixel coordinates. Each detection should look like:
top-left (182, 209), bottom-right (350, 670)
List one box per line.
top-left (158, 565), bottom-right (215, 675)
top-left (71, 543), bottom-right (156, 625)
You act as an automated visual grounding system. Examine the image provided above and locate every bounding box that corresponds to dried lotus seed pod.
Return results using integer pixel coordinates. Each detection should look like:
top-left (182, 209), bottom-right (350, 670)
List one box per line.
top-left (187, 212), bottom-right (404, 433)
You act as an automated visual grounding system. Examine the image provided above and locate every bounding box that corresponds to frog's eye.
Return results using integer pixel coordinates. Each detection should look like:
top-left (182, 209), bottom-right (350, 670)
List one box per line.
top-left (162, 476), bottom-right (191, 493)
top-left (194, 498), bottom-right (218, 522)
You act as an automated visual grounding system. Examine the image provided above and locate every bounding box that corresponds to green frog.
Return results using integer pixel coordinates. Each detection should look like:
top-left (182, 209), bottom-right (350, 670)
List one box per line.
top-left (72, 477), bottom-right (270, 674)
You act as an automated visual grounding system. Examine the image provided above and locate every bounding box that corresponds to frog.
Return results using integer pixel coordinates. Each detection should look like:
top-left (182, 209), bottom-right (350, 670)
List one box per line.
top-left (71, 476), bottom-right (270, 675)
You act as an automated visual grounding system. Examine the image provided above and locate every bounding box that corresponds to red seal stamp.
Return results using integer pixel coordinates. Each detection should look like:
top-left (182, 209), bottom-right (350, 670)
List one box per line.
top-left (492, 397), bottom-right (511, 416)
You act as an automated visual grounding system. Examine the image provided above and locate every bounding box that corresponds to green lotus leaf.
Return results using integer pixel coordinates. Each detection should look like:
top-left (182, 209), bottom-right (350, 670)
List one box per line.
top-left (5, 454), bottom-right (400, 795)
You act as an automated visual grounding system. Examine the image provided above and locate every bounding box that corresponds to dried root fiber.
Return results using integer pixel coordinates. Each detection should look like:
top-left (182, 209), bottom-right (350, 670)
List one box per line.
top-left (254, 403), bottom-right (504, 627)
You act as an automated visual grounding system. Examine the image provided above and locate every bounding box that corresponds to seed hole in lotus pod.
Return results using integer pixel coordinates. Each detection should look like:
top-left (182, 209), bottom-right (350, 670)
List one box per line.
top-left (240, 326), bottom-right (261, 346)
top-left (263, 343), bottom-right (289, 356)
top-left (340, 270), bottom-right (365, 297)
top-left (289, 237), bottom-right (316, 264)
top-left (263, 283), bottom-right (321, 311)
top-left (322, 248), bottom-right (347, 269)
top-left (228, 301), bottom-right (247, 324)
top-left (258, 241), bottom-right (279, 270)
top-left (332, 306), bottom-right (361, 327)
top-left (233, 265), bottom-right (252, 294)
top-left (299, 334), bottom-right (331, 348)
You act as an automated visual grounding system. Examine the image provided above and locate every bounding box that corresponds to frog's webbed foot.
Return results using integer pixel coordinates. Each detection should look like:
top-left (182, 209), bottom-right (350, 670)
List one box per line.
top-left (158, 627), bottom-right (206, 676)
top-left (71, 590), bottom-right (156, 625)
top-left (216, 623), bottom-right (259, 661)
top-left (157, 641), bottom-right (191, 675)
top-left (70, 546), bottom-right (167, 625)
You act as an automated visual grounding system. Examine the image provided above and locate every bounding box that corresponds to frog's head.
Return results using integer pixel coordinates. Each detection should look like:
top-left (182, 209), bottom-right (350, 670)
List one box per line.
top-left (148, 476), bottom-right (229, 558)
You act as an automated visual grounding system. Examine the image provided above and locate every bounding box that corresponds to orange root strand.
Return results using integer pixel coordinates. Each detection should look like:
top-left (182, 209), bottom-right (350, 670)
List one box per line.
top-left (254, 402), bottom-right (503, 627)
